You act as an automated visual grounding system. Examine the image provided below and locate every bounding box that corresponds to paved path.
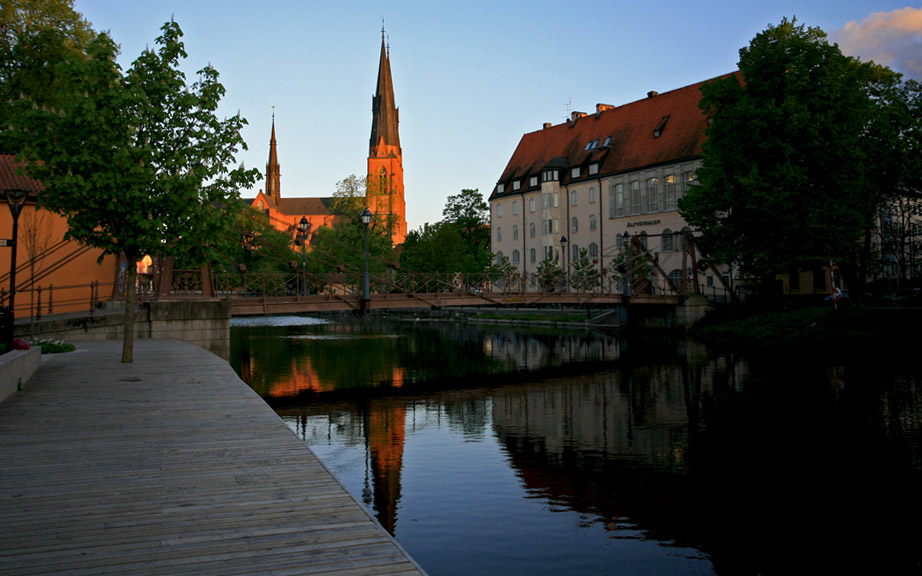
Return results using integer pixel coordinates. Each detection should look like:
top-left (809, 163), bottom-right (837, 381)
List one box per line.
top-left (0, 340), bottom-right (426, 576)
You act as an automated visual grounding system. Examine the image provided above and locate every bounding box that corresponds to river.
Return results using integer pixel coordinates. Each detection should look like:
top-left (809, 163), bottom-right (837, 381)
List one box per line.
top-left (229, 314), bottom-right (922, 575)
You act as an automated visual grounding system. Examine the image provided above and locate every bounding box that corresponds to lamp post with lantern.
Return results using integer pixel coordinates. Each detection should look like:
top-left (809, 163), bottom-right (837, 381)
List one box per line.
top-left (360, 207), bottom-right (373, 312)
top-left (298, 216), bottom-right (310, 296)
top-left (559, 235), bottom-right (569, 292)
top-left (2, 188), bottom-right (29, 346)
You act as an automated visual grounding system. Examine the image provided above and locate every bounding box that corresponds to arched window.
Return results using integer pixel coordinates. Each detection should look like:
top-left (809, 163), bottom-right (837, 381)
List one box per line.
top-left (530, 248), bottom-right (536, 263)
top-left (668, 269), bottom-right (683, 291)
top-left (589, 242), bottom-right (599, 258)
top-left (571, 217), bottom-right (578, 233)
top-left (639, 231), bottom-right (648, 250)
top-left (589, 187), bottom-right (596, 203)
top-left (529, 222), bottom-right (536, 238)
top-left (589, 214), bottom-right (597, 231)
top-left (571, 190), bottom-right (578, 206)
top-left (662, 228), bottom-right (675, 252)
top-left (529, 198), bottom-right (536, 212)
top-left (512, 224), bottom-right (519, 240)
top-left (512, 201), bottom-right (519, 215)
top-left (512, 250), bottom-right (520, 264)
top-left (496, 227), bottom-right (502, 242)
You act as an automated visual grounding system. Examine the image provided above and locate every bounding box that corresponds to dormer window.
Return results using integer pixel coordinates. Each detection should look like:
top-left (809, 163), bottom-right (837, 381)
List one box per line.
top-left (529, 176), bottom-right (538, 187)
top-left (654, 115), bottom-right (670, 138)
top-left (543, 169), bottom-right (559, 182)
top-left (497, 183), bottom-right (505, 193)
top-left (571, 167), bottom-right (581, 179)
top-left (513, 180), bottom-right (521, 191)
top-left (588, 163), bottom-right (599, 176)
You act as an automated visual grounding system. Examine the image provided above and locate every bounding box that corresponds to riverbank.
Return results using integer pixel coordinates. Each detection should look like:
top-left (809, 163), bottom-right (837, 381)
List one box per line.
top-left (691, 301), bottom-right (922, 351)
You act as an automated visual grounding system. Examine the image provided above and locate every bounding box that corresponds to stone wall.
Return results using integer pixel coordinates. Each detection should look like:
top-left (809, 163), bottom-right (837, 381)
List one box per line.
top-left (0, 347), bottom-right (41, 403)
top-left (15, 300), bottom-right (231, 360)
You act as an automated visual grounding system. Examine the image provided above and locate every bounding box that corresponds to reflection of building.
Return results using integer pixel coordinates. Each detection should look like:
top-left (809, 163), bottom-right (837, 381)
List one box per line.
top-left (0, 154), bottom-right (117, 318)
top-left (247, 30), bottom-right (407, 246)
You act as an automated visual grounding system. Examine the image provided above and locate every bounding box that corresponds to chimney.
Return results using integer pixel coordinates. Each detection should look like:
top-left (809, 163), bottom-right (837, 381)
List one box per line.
top-left (596, 103), bottom-right (615, 113)
top-left (570, 111), bottom-right (587, 122)
top-left (543, 122), bottom-right (552, 129)
top-left (647, 91), bottom-right (659, 98)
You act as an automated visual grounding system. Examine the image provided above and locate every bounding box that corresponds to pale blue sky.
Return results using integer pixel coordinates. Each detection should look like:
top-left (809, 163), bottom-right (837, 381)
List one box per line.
top-left (74, 1), bottom-right (922, 230)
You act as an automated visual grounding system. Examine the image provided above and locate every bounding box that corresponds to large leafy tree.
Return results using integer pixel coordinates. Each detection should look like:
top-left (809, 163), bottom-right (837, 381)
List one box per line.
top-left (13, 21), bottom-right (259, 362)
top-left (0, 0), bottom-right (93, 152)
top-left (400, 188), bottom-right (492, 273)
top-left (679, 18), bottom-right (900, 287)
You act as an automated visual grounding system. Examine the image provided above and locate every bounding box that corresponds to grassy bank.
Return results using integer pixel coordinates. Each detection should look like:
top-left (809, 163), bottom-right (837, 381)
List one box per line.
top-left (691, 302), bottom-right (919, 351)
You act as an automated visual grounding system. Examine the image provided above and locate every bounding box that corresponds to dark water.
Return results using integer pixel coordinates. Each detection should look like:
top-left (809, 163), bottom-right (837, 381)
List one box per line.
top-left (229, 315), bottom-right (922, 575)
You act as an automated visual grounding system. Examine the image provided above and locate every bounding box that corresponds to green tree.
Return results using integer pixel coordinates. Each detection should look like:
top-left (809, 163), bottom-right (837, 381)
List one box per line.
top-left (13, 22), bottom-right (259, 362)
top-left (400, 221), bottom-right (475, 273)
top-left (0, 0), bottom-right (94, 152)
top-left (570, 248), bottom-right (603, 293)
top-left (330, 174), bottom-right (367, 220)
top-left (442, 188), bottom-right (491, 270)
top-left (679, 18), bottom-right (896, 288)
top-left (535, 255), bottom-right (563, 292)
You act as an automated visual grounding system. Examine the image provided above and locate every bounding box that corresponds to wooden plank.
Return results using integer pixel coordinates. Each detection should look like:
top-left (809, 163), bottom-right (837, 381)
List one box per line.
top-left (0, 340), bottom-right (427, 576)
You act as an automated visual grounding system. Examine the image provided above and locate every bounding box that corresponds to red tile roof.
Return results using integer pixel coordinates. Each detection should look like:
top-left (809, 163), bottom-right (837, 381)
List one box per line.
top-left (0, 154), bottom-right (43, 197)
top-left (491, 73), bottom-right (737, 199)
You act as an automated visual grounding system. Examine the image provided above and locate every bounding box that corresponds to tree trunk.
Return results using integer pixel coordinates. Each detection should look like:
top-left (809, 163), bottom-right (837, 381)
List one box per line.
top-left (122, 261), bottom-right (138, 363)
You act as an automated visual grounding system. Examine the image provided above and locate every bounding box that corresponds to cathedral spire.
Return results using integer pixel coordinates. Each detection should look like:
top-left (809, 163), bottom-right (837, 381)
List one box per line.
top-left (369, 30), bottom-right (400, 155)
top-left (266, 112), bottom-right (280, 203)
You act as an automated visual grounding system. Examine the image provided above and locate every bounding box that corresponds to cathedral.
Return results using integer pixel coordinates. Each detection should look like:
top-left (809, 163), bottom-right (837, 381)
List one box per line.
top-left (248, 30), bottom-right (407, 246)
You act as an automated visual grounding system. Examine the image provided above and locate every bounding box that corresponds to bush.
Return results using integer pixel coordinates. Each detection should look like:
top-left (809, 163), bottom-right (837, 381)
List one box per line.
top-left (30, 338), bottom-right (76, 354)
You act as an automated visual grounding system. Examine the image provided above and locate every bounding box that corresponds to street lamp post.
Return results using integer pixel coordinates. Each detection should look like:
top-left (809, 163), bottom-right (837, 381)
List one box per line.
top-left (622, 231), bottom-right (631, 298)
top-left (3, 188), bottom-right (28, 346)
top-left (360, 207), bottom-right (373, 313)
top-left (559, 235), bottom-right (568, 292)
top-left (298, 216), bottom-right (310, 296)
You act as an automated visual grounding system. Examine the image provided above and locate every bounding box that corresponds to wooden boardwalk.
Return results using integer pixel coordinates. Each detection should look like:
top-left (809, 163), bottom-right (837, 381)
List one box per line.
top-left (0, 340), bottom-right (427, 576)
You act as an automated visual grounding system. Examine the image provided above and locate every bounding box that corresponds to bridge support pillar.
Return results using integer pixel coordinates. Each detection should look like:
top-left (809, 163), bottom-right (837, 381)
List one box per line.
top-left (677, 294), bottom-right (710, 328)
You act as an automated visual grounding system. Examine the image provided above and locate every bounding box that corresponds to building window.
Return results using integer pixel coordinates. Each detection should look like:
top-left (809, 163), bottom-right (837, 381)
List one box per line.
top-left (512, 250), bottom-right (520, 264)
top-left (529, 198), bottom-right (536, 212)
top-left (662, 228), bottom-right (675, 252)
top-left (512, 224), bottom-right (519, 240)
top-left (553, 219), bottom-right (559, 234)
top-left (571, 190), bottom-right (578, 206)
top-left (664, 175), bottom-right (677, 210)
top-left (543, 169), bottom-right (559, 182)
top-left (589, 242), bottom-right (599, 258)
top-left (571, 217), bottom-right (578, 233)
top-left (589, 187), bottom-right (596, 203)
top-left (496, 204), bottom-right (503, 218)
top-left (630, 180), bottom-right (642, 215)
top-left (529, 222), bottom-right (536, 238)
top-left (589, 214), bottom-right (597, 231)
top-left (496, 227), bottom-right (502, 242)
top-left (542, 193), bottom-right (549, 209)
top-left (554, 192), bottom-right (559, 207)
top-left (611, 183), bottom-right (624, 218)
top-left (682, 171), bottom-right (696, 197)
top-left (513, 180), bottom-right (521, 191)
top-left (668, 269), bottom-right (683, 290)
top-left (589, 163), bottom-right (599, 175)
top-left (530, 248), bottom-right (536, 263)
top-left (543, 220), bottom-right (549, 235)
top-left (497, 183), bottom-right (504, 193)
top-left (639, 231), bottom-right (648, 250)
top-left (646, 177), bottom-right (659, 212)
top-left (571, 167), bottom-right (581, 179)
top-left (496, 251), bottom-right (504, 263)
top-left (529, 176), bottom-right (538, 187)
top-left (572, 245), bottom-right (579, 261)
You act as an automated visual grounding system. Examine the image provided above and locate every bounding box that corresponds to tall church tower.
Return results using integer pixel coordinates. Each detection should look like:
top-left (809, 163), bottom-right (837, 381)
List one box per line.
top-left (265, 114), bottom-right (281, 205)
top-left (368, 29), bottom-right (407, 245)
